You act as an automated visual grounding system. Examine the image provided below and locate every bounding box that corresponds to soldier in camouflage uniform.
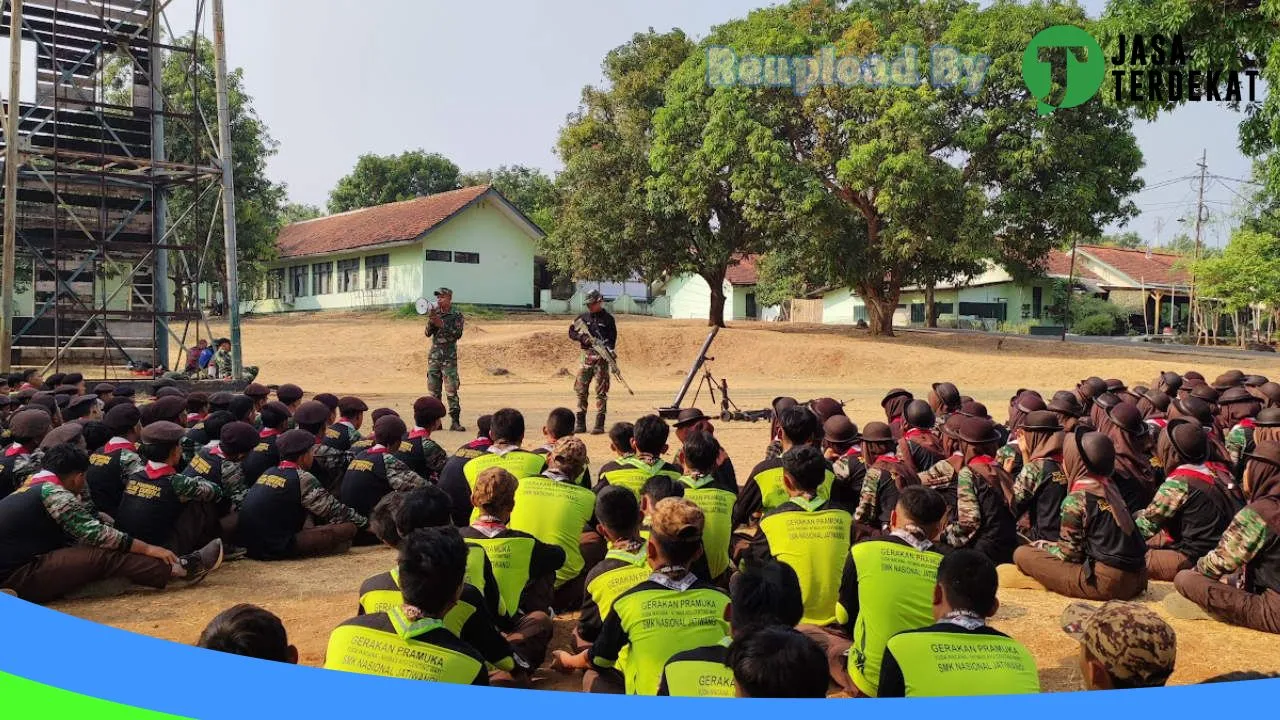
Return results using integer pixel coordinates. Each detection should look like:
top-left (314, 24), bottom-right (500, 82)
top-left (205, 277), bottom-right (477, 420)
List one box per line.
top-left (1173, 440), bottom-right (1280, 634)
top-left (211, 338), bottom-right (259, 383)
top-left (0, 444), bottom-right (222, 603)
top-left (568, 290), bottom-right (617, 435)
top-left (0, 409), bottom-right (53, 500)
top-left (425, 288), bottom-right (465, 432)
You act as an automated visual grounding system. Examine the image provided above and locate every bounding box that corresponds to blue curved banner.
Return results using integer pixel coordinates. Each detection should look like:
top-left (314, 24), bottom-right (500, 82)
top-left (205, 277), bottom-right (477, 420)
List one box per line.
top-left (0, 594), bottom-right (1274, 717)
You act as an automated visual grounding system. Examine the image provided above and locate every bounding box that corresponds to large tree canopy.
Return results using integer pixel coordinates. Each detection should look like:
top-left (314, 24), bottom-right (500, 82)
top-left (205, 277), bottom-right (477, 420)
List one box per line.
top-left (460, 165), bottom-right (559, 235)
top-left (328, 151), bottom-right (461, 214)
top-left (662, 0), bottom-right (1143, 335)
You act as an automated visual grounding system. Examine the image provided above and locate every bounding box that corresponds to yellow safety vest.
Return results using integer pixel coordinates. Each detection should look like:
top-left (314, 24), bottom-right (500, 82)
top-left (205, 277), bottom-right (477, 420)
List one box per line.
top-left (601, 457), bottom-right (682, 498)
top-left (885, 629), bottom-right (1040, 697)
top-left (844, 540), bottom-right (942, 697)
top-left (357, 568), bottom-right (473, 637)
top-left (679, 475), bottom-right (735, 579)
top-left (462, 449), bottom-right (546, 522)
top-left (509, 476), bottom-right (596, 587)
top-left (468, 534), bottom-right (536, 620)
top-left (585, 548), bottom-right (651, 621)
top-left (752, 464), bottom-right (836, 514)
top-left (758, 497), bottom-right (852, 626)
top-left (662, 640), bottom-right (735, 698)
top-left (607, 581), bottom-right (730, 695)
top-left (324, 609), bottom-right (482, 683)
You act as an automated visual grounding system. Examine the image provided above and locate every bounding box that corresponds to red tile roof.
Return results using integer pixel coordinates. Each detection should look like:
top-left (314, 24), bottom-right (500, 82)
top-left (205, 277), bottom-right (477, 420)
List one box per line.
top-left (276, 186), bottom-right (492, 259)
top-left (1044, 249), bottom-right (1103, 281)
top-left (726, 254), bottom-right (758, 286)
top-left (1078, 244), bottom-right (1189, 287)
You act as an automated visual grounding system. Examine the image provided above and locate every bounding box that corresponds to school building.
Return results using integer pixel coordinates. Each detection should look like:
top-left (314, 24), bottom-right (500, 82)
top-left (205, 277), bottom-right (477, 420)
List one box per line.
top-left (247, 186), bottom-right (546, 314)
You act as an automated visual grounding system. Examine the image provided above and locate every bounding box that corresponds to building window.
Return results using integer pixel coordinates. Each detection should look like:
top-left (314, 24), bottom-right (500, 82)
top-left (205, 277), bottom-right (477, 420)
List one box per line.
top-left (425, 249), bottom-right (452, 262)
top-left (1032, 286), bottom-right (1044, 319)
top-left (365, 254), bottom-right (389, 290)
top-left (337, 259), bottom-right (360, 293)
top-left (265, 269), bottom-right (284, 299)
top-left (312, 262), bottom-right (332, 295)
top-left (289, 266), bottom-right (308, 298)
top-left (454, 251), bottom-right (480, 264)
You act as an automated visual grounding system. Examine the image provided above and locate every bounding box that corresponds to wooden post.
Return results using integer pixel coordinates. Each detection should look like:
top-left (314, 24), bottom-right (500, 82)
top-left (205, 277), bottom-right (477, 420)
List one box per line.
top-left (212, 0), bottom-right (242, 378)
top-left (1152, 290), bottom-right (1163, 334)
top-left (1, 0), bottom-right (24, 373)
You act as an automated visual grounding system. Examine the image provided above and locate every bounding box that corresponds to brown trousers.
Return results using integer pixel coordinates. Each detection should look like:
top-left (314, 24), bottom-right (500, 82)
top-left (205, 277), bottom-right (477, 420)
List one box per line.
top-left (1174, 570), bottom-right (1280, 634)
top-left (553, 531), bottom-right (607, 613)
top-left (797, 623), bottom-right (855, 693)
top-left (168, 501), bottom-right (223, 556)
top-left (0, 546), bottom-right (171, 604)
top-left (505, 610), bottom-right (554, 668)
top-left (291, 523), bottom-right (358, 558)
top-left (1147, 548), bottom-right (1194, 581)
top-left (1013, 546), bottom-right (1148, 600)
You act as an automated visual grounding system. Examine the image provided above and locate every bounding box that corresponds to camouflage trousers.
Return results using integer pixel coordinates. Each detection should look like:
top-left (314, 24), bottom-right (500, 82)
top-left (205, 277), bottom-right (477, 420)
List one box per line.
top-left (428, 346), bottom-right (461, 420)
top-left (574, 353), bottom-right (610, 415)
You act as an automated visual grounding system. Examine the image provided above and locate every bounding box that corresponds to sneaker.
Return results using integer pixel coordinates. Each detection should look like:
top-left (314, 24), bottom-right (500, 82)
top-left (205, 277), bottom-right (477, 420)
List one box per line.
top-left (177, 539), bottom-right (224, 586)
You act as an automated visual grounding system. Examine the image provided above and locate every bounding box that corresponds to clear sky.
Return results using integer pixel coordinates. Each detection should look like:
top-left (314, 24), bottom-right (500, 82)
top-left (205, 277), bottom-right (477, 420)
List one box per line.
top-left (182, 0), bottom-right (1257, 247)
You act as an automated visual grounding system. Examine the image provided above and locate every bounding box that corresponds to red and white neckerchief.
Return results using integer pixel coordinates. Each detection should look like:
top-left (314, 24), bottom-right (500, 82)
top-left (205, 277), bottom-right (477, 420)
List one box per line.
top-left (1168, 464), bottom-right (1215, 482)
top-left (367, 444), bottom-right (388, 455)
top-left (408, 426), bottom-right (431, 440)
top-left (874, 453), bottom-right (900, 464)
top-left (144, 461), bottom-right (176, 479)
top-left (186, 413), bottom-right (207, 425)
top-left (260, 428), bottom-right (281, 439)
top-left (103, 437), bottom-right (136, 454)
top-left (969, 455), bottom-right (996, 466)
top-left (4, 443), bottom-right (31, 458)
top-left (207, 442), bottom-right (226, 458)
top-left (842, 446), bottom-right (862, 459)
top-left (27, 470), bottom-right (60, 487)
top-left (1147, 418), bottom-right (1169, 429)
top-left (1237, 418), bottom-right (1257, 430)
top-left (903, 427), bottom-right (927, 441)
top-left (472, 516), bottom-right (507, 538)
top-left (279, 461), bottom-right (300, 471)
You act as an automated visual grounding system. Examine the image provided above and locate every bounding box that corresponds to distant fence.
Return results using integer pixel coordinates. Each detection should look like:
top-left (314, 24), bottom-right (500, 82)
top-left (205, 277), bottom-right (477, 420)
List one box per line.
top-left (787, 299), bottom-right (824, 324)
top-left (540, 289), bottom-right (670, 317)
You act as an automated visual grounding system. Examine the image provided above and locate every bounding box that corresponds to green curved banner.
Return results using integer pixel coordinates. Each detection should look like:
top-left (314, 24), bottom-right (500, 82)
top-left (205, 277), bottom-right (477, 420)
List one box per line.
top-left (0, 672), bottom-right (189, 719)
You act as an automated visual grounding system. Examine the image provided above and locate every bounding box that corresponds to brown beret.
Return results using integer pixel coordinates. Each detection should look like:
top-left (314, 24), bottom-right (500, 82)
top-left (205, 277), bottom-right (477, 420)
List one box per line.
top-left (93, 383), bottom-right (116, 395)
top-left (65, 372), bottom-right (84, 385)
top-left (155, 386), bottom-right (185, 399)
top-left (209, 392), bottom-right (235, 410)
top-left (141, 421), bottom-right (186, 445)
top-left (53, 385), bottom-right (79, 396)
top-left (40, 422), bottom-right (84, 449)
top-left (148, 395), bottom-right (186, 423)
top-left (413, 396), bottom-right (447, 422)
top-left (276, 428), bottom-right (317, 457)
top-left (374, 414), bottom-right (408, 445)
top-left (219, 421), bottom-right (260, 455)
top-left (243, 383), bottom-right (270, 399)
top-left (314, 393), bottom-right (339, 412)
top-left (371, 408), bottom-right (399, 424)
top-left (114, 386), bottom-right (136, 398)
top-left (293, 400), bottom-right (330, 427)
top-left (10, 409), bottom-right (52, 440)
top-left (338, 396), bottom-right (368, 415)
top-left (104, 404), bottom-right (142, 434)
top-left (277, 383), bottom-right (304, 404)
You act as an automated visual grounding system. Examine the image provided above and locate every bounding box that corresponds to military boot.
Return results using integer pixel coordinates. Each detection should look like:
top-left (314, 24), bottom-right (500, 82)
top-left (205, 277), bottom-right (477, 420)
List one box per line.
top-left (591, 411), bottom-right (607, 435)
top-left (449, 414), bottom-right (466, 433)
top-left (575, 411), bottom-right (588, 434)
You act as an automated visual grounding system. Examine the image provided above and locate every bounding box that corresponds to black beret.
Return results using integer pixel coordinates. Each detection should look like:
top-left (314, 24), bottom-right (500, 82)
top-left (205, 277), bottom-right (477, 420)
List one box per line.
top-left (93, 383), bottom-right (116, 395)
top-left (54, 395), bottom-right (71, 409)
top-left (277, 383), bottom-right (304, 404)
top-left (219, 421), bottom-right (260, 455)
top-left (114, 386), bottom-right (136, 397)
top-left (63, 395), bottom-right (99, 420)
top-left (260, 401), bottom-right (293, 427)
top-left (40, 422), bottom-right (84, 449)
top-left (10, 409), bottom-right (52, 439)
top-left (293, 400), bottom-right (330, 426)
top-left (155, 386), bottom-right (185, 399)
top-left (53, 385), bottom-right (80, 396)
top-left (243, 383), bottom-right (270, 399)
top-left (104, 404), bottom-right (142, 434)
top-left (148, 395), bottom-right (186, 423)
top-left (141, 421), bottom-right (186, 444)
top-left (276, 428), bottom-right (317, 458)
top-left (338, 396), bottom-right (368, 415)
top-left (209, 392), bottom-right (235, 410)
top-left (64, 373), bottom-right (84, 385)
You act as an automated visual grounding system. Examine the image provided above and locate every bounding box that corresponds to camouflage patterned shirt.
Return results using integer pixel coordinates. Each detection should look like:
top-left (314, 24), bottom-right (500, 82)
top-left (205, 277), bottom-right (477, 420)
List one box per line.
top-left (996, 442), bottom-right (1018, 468)
top-left (1134, 476), bottom-right (1189, 540)
top-left (944, 467), bottom-right (982, 548)
top-left (1045, 491), bottom-right (1088, 562)
top-left (918, 455), bottom-right (959, 490)
top-left (382, 452), bottom-right (427, 492)
top-left (1011, 457), bottom-right (1063, 509)
top-left (852, 466), bottom-right (888, 527)
top-left (162, 464), bottom-right (223, 503)
top-left (1224, 422), bottom-right (1252, 466)
top-left (36, 481), bottom-right (132, 550)
top-left (429, 309), bottom-right (465, 348)
top-left (220, 457), bottom-right (248, 509)
top-left (1195, 507), bottom-right (1273, 579)
top-left (299, 468), bottom-right (368, 529)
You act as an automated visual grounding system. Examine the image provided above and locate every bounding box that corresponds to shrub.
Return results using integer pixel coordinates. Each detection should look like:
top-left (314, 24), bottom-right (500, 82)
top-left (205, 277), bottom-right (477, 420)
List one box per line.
top-left (1074, 314), bottom-right (1119, 336)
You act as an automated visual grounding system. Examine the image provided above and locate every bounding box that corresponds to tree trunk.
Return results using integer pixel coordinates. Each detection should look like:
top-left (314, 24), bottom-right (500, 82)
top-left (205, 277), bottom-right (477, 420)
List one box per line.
top-left (924, 283), bottom-right (937, 328)
top-left (704, 271), bottom-right (728, 328)
top-left (860, 284), bottom-right (897, 337)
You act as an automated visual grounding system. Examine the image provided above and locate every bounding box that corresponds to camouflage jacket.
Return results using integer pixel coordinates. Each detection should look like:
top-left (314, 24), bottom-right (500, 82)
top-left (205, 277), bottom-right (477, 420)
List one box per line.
top-left (1045, 490), bottom-right (1088, 562)
top-left (428, 309), bottom-right (465, 347)
top-left (1195, 506), bottom-right (1274, 580)
top-left (153, 465), bottom-right (223, 504)
top-left (33, 481), bottom-right (132, 550)
top-left (1225, 422), bottom-right (1252, 466)
top-left (1134, 476), bottom-right (1189, 540)
top-left (996, 442), bottom-right (1018, 467)
top-left (299, 468), bottom-right (368, 529)
top-left (852, 466), bottom-right (889, 527)
top-left (918, 455), bottom-right (960, 490)
top-left (1011, 457), bottom-right (1065, 511)
top-left (944, 467), bottom-right (982, 548)
top-left (212, 349), bottom-right (232, 378)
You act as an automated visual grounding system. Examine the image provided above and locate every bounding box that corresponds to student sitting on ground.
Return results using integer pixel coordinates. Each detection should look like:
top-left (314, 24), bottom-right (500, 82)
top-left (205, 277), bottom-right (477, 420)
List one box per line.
top-left (595, 415), bottom-right (681, 498)
top-left (878, 549), bottom-right (1040, 698)
top-left (460, 468), bottom-right (563, 668)
top-left (114, 422), bottom-right (224, 555)
top-left (240, 401), bottom-right (293, 489)
top-left (736, 406), bottom-right (833, 529)
top-left (727, 625), bottom-right (829, 699)
top-left (86, 404), bottom-right (144, 518)
top-left (533, 408), bottom-right (592, 487)
top-left (659, 560), bottom-right (805, 698)
top-left (0, 444), bottom-right (222, 603)
top-left (236, 429), bottom-right (367, 560)
top-left (198, 604), bottom-right (298, 664)
top-left (509, 436), bottom-right (602, 612)
top-left (575, 486), bottom-right (651, 654)
top-left (325, 527), bottom-right (489, 685)
top-left (445, 409), bottom-right (547, 524)
top-left (395, 397), bottom-right (449, 483)
top-left (1009, 411), bottom-right (1068, 542)
top-left (740, 445), bottom-right (854, 692)
top-left (1, 410), bottom-right (52, 499)
top-left (340, 414), bottom-right (427, 521)
top-left (678, 431), bottom-right (737, 584)
top-left (551, 498), bottom-right (731, 696)
top-left (838, 485), bottom-right (949, 698)
top-left (356, 486), bottom-right (523, 681)
top-left (853, 422), bottom-right (921, 537)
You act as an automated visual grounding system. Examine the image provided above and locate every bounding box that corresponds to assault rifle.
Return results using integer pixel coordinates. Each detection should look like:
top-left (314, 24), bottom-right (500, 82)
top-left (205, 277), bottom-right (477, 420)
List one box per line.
top-left (572, 318), bottom-right (634, 396)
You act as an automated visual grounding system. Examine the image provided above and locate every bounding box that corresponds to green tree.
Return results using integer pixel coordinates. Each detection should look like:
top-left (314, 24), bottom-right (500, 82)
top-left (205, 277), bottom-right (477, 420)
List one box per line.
top-left (669, 0), bottom-right (1141, 335)
top-left (1193, 229), bottom-right (1280, 345)
top-left (280, 202), bottom-right (324, 225)
top-left (459, 165), bottom-right (558, 234)
top-left (328, 151), bottom-right (461, 214)
top-left (1099, 231), bottom-right (1145, 248)
top-left (755, 248), bottom-right (826, 308)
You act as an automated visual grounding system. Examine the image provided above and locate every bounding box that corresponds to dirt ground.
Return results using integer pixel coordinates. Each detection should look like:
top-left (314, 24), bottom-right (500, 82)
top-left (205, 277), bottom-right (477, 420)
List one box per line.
top-left (52, 312), bottom-right (1280, 693)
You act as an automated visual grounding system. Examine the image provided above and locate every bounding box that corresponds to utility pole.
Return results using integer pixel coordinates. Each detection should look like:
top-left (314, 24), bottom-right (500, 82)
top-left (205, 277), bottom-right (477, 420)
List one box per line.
top-left (1, 0), bottom-right (24, 373)
top-left (212, 0), bottom-right (242, 379)
top-left (1189, 149), bottom-right (1207, 345)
